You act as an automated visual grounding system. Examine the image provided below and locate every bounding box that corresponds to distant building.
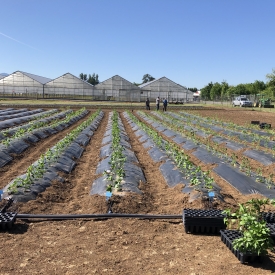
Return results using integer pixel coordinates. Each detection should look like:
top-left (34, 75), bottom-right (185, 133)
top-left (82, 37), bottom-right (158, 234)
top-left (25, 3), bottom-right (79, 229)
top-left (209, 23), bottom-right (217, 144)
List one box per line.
top-left (0, 71), bottom-right (51, 95)
top-left (139, 77), bottom-right (193, 103)
top-left (94, 75), bottom-right (141, 101)
top-left (0, 71), bottom-right (194, 102)
top-left (193, 90), bottom-right (201, 100)
top-left (44, 73), bottom-right (93, 98)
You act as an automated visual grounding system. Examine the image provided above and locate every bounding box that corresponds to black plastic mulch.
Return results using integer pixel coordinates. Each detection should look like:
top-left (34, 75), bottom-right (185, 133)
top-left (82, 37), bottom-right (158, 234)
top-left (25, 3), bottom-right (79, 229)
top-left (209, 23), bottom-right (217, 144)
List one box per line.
top-left (213, 163), bottom-right (275, 198)
top-left (224, 141), bottom-right (244, 151)
top-left (147, 147), bottom-right (168, 163)
top-left (211, 136), bottom-right (227, 144)
top-left (6, 139), bottom-right (30, 154)
top-left (95, 156), bottom-right (111, 175)
top-left (159, 159), bottom-right (189, 187)
top-left (0, 150), bottom-right (13, 168)
top-left (62, 142), bottom-right (84, 159)
top-left (172, 135), bottom-right (188, 145)
top-left (25, 133), bottom-right (40, 143)
top-left (142, 139), bottom-right (155, 149)
top-left (182, 140), bottom-right (198, 150)
top-left (243, 150), bottom-right (275, 166)
top-left (100, 143), bottom-right (112, 159)
top-left (192, 147), bottom-right (221, 164)
top-left (52, 156), bottom-right (76, 174)
top-left (138, 133), bottom-right (150, 143)
top-left (32, 129), bottom-right (49, 139)
top-left (162, 129), bottom-right (177, 138)
top-left (74, 133), bottom-right (91, 146)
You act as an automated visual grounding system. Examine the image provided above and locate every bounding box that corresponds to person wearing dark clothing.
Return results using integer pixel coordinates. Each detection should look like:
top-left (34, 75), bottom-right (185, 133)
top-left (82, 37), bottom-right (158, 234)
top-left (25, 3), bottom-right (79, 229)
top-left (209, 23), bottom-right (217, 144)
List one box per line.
top-left (145, 98), bottom-right (150, 110)
top-left (163, 98), bottom-right (168, 111)
top-left (156, 97), bottom-right (160, 111)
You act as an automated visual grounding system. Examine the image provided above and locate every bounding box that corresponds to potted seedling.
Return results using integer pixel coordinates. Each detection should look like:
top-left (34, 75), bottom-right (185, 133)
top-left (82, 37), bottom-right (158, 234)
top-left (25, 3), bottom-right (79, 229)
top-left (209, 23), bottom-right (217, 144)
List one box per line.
top-left (222, 198), bottom-right (275, 263)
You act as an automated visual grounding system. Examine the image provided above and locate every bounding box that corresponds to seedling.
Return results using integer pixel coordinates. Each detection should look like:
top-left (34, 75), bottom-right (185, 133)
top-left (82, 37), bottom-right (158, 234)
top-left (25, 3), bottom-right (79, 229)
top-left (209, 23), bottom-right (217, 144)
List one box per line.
top-left (223, 199), bottom-right (275, 256)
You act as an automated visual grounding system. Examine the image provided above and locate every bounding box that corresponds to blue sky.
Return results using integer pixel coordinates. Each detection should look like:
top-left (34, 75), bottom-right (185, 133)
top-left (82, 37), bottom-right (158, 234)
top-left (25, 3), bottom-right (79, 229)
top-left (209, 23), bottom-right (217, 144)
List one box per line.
top-left (1, 0), bottom-right (275, 89)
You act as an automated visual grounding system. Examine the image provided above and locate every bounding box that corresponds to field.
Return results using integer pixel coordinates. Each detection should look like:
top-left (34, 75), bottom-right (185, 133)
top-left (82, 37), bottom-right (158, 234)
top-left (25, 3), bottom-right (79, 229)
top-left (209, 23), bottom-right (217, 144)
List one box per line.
top-left (1, 105), bottom-right (275, 274)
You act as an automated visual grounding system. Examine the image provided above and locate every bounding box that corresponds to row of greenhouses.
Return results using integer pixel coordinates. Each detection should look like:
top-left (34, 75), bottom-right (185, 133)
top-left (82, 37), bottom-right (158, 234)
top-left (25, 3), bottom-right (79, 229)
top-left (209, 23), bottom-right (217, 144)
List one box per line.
top-left (0, 71), bottom-right (194, 102)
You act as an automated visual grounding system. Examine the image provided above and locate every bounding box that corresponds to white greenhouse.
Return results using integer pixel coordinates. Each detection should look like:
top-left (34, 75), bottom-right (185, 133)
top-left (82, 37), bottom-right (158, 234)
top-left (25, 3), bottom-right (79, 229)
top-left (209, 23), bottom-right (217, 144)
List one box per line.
top-left (94, 75), bottom-right (141, 102)
top-left (0, 71), bottom-right (52, 98)
top-left (139, 77), bottom-right (194, 103)
top-left (44, 73), bottom-right (94, 99)
top-left (0, 71), bottom-right (194, 102)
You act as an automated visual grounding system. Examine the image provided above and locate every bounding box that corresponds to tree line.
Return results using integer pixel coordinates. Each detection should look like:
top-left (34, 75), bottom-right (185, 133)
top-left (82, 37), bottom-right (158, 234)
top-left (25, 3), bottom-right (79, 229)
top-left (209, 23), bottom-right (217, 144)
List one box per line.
top-left (200, 69), bottom-right (275, 100)
top-left (79, 73), bottom-right (99, 85)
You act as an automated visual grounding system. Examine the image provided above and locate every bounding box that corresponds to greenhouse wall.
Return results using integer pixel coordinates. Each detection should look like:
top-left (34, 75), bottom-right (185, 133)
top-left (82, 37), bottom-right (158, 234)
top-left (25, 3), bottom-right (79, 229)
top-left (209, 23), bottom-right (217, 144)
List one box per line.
top-left (94, 75), bottom-right (141, 102)
top-left (0, 71), bottom-right (51, 98)
top-left (44, 73), bottom-right (94, 99)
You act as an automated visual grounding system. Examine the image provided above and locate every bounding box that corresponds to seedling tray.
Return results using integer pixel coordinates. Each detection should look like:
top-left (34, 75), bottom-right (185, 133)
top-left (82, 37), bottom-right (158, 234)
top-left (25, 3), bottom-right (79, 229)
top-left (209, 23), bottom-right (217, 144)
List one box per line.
top-left (220, 229), bottom-right (262, 264)
top-left (261, 212), bottom-right (275, 223)
top-left (0, 212), bottom-right (17, 230)
top-left (183, 209), bottom-right (226, 234)
top-left (266, 223), bottom-right (275, 241)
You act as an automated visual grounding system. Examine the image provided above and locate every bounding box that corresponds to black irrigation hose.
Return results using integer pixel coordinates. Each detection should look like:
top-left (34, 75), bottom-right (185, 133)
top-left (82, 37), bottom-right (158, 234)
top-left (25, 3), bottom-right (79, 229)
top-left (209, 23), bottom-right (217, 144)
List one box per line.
top-left (17, 213), bottom-right (182, 220)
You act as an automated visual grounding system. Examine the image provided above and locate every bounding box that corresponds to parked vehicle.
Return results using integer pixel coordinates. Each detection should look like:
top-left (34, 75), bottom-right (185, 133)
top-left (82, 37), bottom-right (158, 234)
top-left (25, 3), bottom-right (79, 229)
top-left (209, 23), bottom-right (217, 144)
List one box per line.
top-left (232, 95), bottom-right (252, 107)
top-left (253, 94), bottom-right (274, 108)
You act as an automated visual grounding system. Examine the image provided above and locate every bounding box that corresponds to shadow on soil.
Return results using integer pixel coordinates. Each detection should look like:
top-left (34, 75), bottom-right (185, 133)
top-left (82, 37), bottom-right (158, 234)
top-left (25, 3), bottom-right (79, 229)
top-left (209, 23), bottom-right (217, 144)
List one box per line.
top-left (5, 222), bottom-right (29, 234)
top-left (246, 255), bottom-right (275, 272)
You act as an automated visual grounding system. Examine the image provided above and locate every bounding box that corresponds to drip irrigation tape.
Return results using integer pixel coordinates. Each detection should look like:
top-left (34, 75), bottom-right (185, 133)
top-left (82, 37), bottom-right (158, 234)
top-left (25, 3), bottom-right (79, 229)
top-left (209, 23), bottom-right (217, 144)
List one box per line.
top-left (17, 213), bottom-right (182, 220)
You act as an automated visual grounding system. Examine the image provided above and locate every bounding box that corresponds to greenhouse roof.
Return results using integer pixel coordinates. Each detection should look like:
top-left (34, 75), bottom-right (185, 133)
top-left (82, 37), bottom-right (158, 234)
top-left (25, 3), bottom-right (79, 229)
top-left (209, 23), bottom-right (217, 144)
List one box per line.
top-left (19, 71), bottom-right (52, 84)
top-left (46, 72), bottom-right (94, 87)
top-left (139, 76), bottom-right (188, 90)
top-left (95, 75), bottom-right (140, 89)
top-left (0, 75), bottom-right (5, 80)
top-left (138, 78), bottom-right (159, 88)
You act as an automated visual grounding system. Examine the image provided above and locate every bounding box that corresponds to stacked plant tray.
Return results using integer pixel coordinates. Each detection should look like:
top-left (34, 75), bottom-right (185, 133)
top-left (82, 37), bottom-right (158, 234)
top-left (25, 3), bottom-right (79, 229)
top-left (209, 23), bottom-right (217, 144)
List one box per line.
top-left (261, 211), bottom-right (275, 223)
top-left (261, 212), bottom-right (275, 241)
top-left (0, 212), bottom-right (17, 230)
top-left (183, 208), bottom-right (226, 234)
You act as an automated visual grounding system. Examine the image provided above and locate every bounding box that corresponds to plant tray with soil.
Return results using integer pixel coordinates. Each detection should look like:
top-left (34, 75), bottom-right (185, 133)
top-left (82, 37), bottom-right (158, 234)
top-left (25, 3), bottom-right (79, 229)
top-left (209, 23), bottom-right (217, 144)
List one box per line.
top-left (220, 229), bottom-right (263, 264)
top-left (183, 208), bottom-right (226, 234)
top-left (0, 212), bottom-right (17, 230)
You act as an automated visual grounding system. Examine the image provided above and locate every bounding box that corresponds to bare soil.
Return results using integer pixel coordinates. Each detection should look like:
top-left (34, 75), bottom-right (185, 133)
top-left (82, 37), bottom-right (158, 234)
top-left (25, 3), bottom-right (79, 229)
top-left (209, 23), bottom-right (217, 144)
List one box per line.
top-left (1, 107), bottom-right (275, 274)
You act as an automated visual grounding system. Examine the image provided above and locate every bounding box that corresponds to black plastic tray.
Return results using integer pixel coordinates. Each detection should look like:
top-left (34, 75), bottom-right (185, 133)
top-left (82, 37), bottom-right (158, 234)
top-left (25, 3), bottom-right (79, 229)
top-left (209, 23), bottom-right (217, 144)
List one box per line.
top-left (183, 209), bottom-right (226, 234)
top-left (0, 212), bottom-right (17, 230)
top-left (220, 229), bottom-right (262, 264)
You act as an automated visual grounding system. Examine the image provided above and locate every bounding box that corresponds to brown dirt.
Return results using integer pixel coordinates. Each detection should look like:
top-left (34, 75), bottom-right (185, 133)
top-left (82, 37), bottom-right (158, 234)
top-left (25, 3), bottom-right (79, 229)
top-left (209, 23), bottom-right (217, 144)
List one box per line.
top-left (1, 107), bottom-right (275, 274)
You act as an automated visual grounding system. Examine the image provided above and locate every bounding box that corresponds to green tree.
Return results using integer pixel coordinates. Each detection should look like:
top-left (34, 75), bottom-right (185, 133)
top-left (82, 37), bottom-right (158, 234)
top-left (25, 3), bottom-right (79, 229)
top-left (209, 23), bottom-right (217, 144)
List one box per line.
top-left (142, 74), bottom-right (155, 84)
top-left (79, 73), bottom-right (87, 81)
top-left (226, 86), bottom-right (236, 99)
top-left (221, 81), bottom-right (229, 99)
top-left (87, 73), bottom-right (99, 85)
top-left (253, 80), bottom-right (266, 95)
top-left (200, 82), bottom-right (213, 100)
top-left (234, 84), bottom-right (249, 96)
top-left (266, 68), bottom-right (275, 98)
top-left (210, 82), bottom-right (222, 100)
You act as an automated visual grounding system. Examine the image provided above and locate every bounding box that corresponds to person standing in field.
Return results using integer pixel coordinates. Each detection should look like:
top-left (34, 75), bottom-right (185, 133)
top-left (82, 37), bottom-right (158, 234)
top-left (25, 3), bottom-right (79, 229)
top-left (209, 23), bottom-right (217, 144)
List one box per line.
top-left (145, 98), bottom-right (150, 110)
top-left (163, 98), bottom-right (168, 111)
top-left (156, 96), bottom-right (160, 111)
